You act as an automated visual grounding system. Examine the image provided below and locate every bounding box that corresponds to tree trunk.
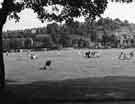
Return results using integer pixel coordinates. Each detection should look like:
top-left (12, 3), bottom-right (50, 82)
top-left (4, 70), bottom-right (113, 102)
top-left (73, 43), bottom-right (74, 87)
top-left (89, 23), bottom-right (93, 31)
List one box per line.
top-left (0, 0), bottom-right (14, 89)
top-left (0, 10), bottom-right (8, 88)
top-left (0, 25), bottom-right (5, 88)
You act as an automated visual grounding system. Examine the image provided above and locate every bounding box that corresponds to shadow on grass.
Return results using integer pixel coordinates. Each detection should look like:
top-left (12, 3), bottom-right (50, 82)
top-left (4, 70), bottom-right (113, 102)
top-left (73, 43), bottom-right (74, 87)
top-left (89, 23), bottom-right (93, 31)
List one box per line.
top-left (2, 76), bottom-right (135, 104)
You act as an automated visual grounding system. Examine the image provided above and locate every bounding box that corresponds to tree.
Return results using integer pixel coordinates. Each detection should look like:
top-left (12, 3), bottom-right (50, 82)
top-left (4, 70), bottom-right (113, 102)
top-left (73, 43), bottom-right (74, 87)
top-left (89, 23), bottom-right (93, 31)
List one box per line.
top-left (110, 34), bottom-right (118, 48)
top-left (46, 23), bottom-right (61, 45)
top-left (0, 0), bottom-right (110, 88)
top-left (24, 38), bottom-right (33, 49)
top-left (59, 32), bottom-right (72, 47)
top-left (8, 38), bottom-right (22, 49)
top-left (111, 0), bottom-right (133, 3)
top-left (64, 19), bottom-right (80, 34)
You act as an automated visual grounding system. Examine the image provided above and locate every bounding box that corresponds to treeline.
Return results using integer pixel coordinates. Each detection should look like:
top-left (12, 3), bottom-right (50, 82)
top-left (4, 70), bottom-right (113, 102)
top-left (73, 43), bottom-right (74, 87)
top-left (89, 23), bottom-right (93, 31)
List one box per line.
top-left (3, 17), bottom-right (135, 51)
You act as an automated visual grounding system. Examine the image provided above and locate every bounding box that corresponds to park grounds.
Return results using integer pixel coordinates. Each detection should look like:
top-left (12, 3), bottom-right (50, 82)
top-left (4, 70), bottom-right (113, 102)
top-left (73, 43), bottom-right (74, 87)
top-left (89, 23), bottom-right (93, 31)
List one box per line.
top-left (3, 48), bottom-right (135, 104)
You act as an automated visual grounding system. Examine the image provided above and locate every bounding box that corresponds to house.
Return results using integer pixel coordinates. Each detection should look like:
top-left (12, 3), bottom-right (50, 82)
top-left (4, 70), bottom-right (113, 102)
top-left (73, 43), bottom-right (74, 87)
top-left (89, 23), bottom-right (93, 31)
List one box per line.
top-left (70, 34), bottom-right (92, 48)
top-left (114, 26), bottom-right (134, 48)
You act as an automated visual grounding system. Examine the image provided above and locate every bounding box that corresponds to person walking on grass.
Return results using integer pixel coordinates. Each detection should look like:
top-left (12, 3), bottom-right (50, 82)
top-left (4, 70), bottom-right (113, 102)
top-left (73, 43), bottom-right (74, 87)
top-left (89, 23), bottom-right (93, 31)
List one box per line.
top-left (30, 53), bottom-right (38, 60)
top-left (129, 51), bottom-right (134, 58)
top-left (6, 51), bottom-right (8, 56)
top-left (41, 60), bottom-right (52, 70)
top-left (119, 51), bottom-right (124, 60)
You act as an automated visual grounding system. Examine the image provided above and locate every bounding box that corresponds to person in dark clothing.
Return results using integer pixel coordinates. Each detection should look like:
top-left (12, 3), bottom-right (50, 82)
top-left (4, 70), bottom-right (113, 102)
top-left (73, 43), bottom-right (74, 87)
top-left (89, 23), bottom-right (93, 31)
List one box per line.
top-left (43, 60), bottom-right (52, 70)
top-left (119, 52), bottom-right (124, 59)
top-left (6, 51), bottom-right (8, 56)
top-left (129, 51), bottom-right (134, 57)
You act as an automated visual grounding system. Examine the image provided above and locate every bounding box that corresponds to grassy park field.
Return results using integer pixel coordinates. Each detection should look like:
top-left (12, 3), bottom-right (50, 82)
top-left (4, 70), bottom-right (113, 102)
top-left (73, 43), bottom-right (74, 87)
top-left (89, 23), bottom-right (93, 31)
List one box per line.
top-left (3, 48), bottom-right (135, 104)
top-left (5, 48), bottom-right (135, 83)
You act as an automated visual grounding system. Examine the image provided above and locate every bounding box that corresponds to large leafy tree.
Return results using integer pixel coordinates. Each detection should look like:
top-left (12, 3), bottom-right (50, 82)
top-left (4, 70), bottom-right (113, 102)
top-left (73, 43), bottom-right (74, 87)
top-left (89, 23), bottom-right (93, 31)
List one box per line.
top-left (0, 0), bottom-right (132, 88)
top-left (46, 23), bottom-right (60, 45)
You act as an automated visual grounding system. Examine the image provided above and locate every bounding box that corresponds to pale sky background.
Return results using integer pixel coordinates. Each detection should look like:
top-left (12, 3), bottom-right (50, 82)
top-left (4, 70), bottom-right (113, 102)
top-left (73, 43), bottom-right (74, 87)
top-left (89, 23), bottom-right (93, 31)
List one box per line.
top-left (2, 1), bottom-right (135, 31)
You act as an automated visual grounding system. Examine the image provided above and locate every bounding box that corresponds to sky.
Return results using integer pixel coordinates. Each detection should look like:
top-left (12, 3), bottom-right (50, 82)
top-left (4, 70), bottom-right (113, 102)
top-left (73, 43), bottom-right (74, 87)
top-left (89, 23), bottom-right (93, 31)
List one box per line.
top-left (2, 1), bottom-right (135, 31)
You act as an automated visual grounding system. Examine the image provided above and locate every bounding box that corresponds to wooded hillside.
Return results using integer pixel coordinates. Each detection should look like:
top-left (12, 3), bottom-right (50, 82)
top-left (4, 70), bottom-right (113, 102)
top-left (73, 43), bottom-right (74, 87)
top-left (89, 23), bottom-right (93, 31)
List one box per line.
top-left (3, 17), bottom-right (135, 50)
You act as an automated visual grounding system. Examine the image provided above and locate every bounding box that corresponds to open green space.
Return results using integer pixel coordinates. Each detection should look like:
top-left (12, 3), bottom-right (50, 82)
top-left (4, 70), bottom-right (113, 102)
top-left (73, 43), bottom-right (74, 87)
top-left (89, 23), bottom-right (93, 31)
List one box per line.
top-left (3, 49), bottom-right (135, 104)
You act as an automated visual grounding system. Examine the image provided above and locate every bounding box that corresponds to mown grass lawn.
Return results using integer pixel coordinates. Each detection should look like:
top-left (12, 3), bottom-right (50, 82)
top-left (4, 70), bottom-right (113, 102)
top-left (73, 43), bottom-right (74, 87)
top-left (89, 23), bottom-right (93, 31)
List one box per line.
top-left (3, 48), bottom-right (135, 104)
top-left (4, 48), bottom-right (135, 83)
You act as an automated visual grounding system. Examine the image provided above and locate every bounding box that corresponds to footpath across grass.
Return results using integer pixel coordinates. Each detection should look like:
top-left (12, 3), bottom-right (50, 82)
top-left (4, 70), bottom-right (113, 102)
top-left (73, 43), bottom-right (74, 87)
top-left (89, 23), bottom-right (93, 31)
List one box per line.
top-left (2, 76), bottom-right (135, 104)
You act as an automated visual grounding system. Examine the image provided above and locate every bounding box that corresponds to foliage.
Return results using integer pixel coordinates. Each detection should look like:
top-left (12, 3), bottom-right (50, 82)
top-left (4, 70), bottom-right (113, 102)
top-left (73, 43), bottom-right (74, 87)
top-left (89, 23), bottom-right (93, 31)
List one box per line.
top-left (3, 16), bottom-right (135, 49)
top-left (0, 0), bottom-right (109, 25)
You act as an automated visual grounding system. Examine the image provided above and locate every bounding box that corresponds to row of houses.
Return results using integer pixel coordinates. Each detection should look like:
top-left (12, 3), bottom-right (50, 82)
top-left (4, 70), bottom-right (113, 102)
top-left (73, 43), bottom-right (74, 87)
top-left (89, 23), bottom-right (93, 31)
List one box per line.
top-left (95, 26), bottom-right (135, 48)
top-left (69, 26), bottom-right (135, 49)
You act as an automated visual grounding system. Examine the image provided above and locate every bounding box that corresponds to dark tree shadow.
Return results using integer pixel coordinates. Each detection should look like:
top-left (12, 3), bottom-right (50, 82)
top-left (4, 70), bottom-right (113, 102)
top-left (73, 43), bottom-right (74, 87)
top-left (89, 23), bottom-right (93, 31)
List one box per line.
top-left (2, 77), bottom-right (135, 104)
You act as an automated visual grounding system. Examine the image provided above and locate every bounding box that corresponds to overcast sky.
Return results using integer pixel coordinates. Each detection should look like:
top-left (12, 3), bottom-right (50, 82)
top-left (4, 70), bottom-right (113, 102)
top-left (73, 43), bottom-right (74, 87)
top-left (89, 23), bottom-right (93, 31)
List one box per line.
top-left (2, 1), bottom-right (135, 31)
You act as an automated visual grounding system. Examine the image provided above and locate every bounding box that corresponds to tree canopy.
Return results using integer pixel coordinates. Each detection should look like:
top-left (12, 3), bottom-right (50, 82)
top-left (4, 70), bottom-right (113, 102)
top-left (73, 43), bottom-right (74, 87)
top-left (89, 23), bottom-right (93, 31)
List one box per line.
top-left (1, 0), bottom-right (134, 24)
top-left (1, 0), bottom-right (134, 26)
top-left (0, 0), bottom-right (109, 24)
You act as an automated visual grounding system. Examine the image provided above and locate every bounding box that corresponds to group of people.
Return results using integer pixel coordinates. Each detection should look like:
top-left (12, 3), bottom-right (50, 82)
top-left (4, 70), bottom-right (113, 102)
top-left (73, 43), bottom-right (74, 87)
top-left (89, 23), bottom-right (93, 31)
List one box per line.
top-left (5, 49), bottom-right (135, 72)
top-left (25, 50), bottom-right (38, 60)
top-left (119, 50), bottom-right (134, 60)
top-left (29, 53), bottom-right (38, 60)
top-left (84, 49), bottom-right (134, 60)
top-left (26, 51), bottom-right (52, 70)
top-left (5, 50), bottom-right (52, 71)
top-left (85, 50), bottom-right (100, 58)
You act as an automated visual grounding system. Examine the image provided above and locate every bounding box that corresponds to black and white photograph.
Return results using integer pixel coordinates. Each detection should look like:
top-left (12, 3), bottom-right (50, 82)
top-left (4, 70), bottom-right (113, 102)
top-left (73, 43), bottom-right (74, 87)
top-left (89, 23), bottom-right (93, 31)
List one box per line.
top-left (1, 0), bottom-right (135, 104)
